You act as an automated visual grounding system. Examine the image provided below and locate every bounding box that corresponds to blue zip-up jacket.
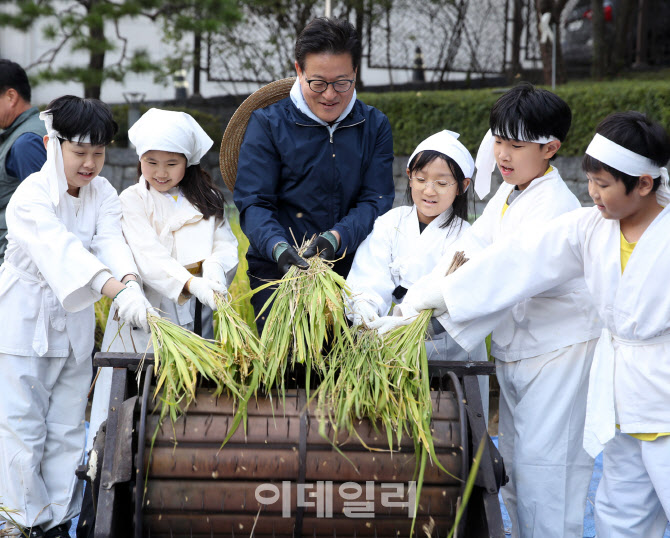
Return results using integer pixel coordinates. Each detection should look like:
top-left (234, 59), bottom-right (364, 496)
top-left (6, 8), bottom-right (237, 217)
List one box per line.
top-left (233, 96), bottom-right (394, 267)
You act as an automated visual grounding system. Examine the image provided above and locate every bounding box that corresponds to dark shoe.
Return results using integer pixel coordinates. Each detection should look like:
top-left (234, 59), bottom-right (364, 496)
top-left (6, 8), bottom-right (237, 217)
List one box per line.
top-left (44, 521), bottom-right (70, 538)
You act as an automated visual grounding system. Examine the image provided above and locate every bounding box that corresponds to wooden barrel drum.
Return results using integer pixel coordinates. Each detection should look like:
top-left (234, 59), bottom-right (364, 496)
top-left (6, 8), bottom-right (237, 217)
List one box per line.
top-left (89, 355), bottom-right (504, 538)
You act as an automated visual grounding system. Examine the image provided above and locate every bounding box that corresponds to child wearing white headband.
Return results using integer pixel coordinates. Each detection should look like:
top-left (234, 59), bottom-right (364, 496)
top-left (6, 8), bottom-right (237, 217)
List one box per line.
top-left (347, 130), bottom-right (489, 413)
top-left (0, 95), bottom-right (148, 537)
top-left (85, 109), bottom-right (239, 524)
top-left (374, 83), bottom-right (602, 538)
top-left (388, 112), bottom-right (670, 537)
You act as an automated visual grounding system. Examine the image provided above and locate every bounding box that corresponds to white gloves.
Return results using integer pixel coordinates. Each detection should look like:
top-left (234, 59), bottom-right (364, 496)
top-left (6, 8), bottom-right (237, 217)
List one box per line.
top-left (113, 284), bottom-right (153, 333)
top-left (367, 312), bottom-right (415, 335)
top-left (400, 275), bottom-right (448, 317)
top-left (202, 260), bottom-right (230, 296)
top-left (349, 300), bottom-right (380, 327)
top-left (188, 276), bottom-right (225, 310)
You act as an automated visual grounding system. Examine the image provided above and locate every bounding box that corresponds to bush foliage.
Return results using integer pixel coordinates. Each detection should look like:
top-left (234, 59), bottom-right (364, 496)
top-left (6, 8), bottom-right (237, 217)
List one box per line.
top-left (360, 80), bottom-right (670, 157)
top-left (106, 79), bottom-right (670, 159)
top-left (111, 104), bottom-right (223, 148)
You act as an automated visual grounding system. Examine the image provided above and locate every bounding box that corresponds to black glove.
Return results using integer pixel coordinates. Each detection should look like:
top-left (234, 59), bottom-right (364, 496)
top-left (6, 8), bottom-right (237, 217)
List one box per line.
top-left (276, 243), bottom-right (309, 275)
top-left (303, 231), bottom-right (338, 260)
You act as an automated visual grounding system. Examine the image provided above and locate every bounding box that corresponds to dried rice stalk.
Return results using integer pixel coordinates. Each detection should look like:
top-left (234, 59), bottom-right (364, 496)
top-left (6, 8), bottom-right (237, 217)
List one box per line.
top-left (214, 293), bottom-right (265, 446)
top-left (259, 252), bottom-right (353, 400)
top-left (146, 312), bottom-right (242, 428)
top-left (445, 250), bottom-right (468, 275)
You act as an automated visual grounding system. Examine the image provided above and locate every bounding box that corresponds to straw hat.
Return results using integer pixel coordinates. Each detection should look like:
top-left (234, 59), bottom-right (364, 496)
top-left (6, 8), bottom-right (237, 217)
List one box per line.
top-left (219, 77), bottom-right (296, 192)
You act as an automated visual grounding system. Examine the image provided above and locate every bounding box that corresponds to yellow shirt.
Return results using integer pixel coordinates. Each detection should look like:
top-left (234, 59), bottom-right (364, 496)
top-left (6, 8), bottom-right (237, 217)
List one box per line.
top-left (620, 231), bottom-right (669, 441)
top-left (502, 166), bottom-right (553, 217)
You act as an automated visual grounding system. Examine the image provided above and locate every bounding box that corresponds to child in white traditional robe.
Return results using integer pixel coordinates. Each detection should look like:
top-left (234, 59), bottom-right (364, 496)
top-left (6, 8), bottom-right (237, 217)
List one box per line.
top-left (374, 83), bottom-right (602, 538)
top-left (0, 96), bottom-right (152, 537)
top-left (347, 130), bottom-right (488, 414)
top-left (399, 111), bottom-right (670, 538)
top-left (88, 109), bottom-right (238, 454)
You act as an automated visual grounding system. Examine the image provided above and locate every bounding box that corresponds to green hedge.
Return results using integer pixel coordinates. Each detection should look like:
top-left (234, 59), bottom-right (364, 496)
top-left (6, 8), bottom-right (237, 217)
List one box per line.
top-left (111, 104), bottom-right (223, 148)
top-left (359, 79), bottom-right (670, 157)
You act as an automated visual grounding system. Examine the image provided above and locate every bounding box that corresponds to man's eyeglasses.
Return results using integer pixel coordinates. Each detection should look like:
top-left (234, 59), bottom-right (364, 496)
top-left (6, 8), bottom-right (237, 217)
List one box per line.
top-left (305, 78), bottom-right (355, 93)
top-left (410, 176), bottom-right (458, 194)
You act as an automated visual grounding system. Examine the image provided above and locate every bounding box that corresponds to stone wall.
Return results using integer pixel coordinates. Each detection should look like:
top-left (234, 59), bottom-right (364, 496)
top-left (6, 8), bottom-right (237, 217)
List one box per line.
top-left (102, 148), bottom-right (592, 211)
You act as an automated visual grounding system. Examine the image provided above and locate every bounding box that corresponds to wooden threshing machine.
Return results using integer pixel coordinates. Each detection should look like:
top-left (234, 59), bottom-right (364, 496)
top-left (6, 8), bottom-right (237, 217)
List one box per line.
top-left (82, 353), bottom-right (506, 537)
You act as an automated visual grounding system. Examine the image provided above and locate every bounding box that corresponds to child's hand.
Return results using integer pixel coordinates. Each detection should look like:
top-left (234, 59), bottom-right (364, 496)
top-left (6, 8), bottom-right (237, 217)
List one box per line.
top-left (367, 314), bottom-right (414, 335)
top-left (402, 275), bottom-right (448, 316)
top-left (114, 286), bottom-right (153, 333)
top-left (202, 260), bottom-right (230, 295)
top-left (187, 277), bottom-right (225, 310)
top-left (350, 300), bottom-right (379, 327)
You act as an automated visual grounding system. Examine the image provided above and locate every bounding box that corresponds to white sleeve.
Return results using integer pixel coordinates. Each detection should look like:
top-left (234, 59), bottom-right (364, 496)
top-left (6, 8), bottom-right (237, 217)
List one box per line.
top-left (345, 215), bottom-right (396, 317)
top-left (7, 183), bottom-right (107, 312)
top-left (436, 209), bottom-right (588, 350)
top-left (120, 189), bottom-right (193, 303)
top-left (205, 212), bottom-right (239, 288)
top-left (90, 180), bottom-right (139, 281)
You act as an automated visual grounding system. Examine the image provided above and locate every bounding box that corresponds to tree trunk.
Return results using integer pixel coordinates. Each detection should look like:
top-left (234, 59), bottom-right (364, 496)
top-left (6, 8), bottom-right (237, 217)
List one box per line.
top-left (591, 0), bottom-right (607, 78)
top-left (611, 0), bottom-right (635, 73)
top-left (535, 0), bottom-right (568, 85)
top-left (510, 0), bottom-right (523, 78)
top-left (193, 32), bottom-right (201, 96)
top-left (85, 1), bottom-right (105, 100)
top-left (634, 0), bottom-right (649, 66)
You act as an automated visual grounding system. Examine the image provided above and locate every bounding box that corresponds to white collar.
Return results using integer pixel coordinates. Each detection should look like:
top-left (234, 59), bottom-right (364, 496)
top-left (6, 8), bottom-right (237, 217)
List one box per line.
top-left (289, 79), bottom-right (357, 128)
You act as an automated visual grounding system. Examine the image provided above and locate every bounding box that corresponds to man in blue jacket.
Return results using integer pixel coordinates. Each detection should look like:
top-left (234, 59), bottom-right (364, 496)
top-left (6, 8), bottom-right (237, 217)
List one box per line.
top-left (234, 17), bottom-right (395, 333)
top-left (0, 60), bottom-right (47, 263)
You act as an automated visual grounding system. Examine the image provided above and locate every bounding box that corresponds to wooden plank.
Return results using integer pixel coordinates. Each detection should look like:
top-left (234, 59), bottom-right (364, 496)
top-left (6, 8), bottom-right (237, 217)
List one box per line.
top-left (146, 446), bottom-right (461, 483)
top-left (144, 480), bottom-right (459, 516)
top-left (94, 368), bottom-right (129, 538)
top-left (144, 513), bottom-right (455, 536)
top-left (146, 413), bottom-right (462, 449)
top-left (147, 387), bottom-right (460, 420)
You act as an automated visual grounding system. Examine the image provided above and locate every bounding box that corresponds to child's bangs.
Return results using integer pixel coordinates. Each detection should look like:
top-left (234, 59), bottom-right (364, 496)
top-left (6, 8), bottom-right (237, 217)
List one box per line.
top-left (50, 98), bottom-right (118, 146)
top-left (581, 154), bottom-right (606, 175)
top-left (65, 109), bottom-right (117, 146)
top-left (490, 114), bottom-right (540, 142)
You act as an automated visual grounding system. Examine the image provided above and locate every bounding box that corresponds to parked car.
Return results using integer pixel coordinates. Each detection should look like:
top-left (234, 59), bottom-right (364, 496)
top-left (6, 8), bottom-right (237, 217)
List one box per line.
top-left (561, 0), bottom-right (670, 67)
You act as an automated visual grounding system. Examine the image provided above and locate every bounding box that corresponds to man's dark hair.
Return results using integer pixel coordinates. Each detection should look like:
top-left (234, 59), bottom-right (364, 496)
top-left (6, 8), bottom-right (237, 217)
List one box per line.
top-left (489, 82), bottom-right (572, 145)
top-left (46, 95), bottom-right (118, 146)
top-left (582, 111), bottom-right (670, 194)
top-left (295, 17), bottom-right (361, 72)
top-left (0, 59), bottom-right (32, 102)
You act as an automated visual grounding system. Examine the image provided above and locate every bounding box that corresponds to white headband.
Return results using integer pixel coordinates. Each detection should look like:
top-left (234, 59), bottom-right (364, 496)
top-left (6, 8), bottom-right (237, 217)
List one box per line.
top-left (128, 108), bottom-right (213, 166)
top-left (586, 132), bottom-right (670, 206)
top-left (38, 110), bottom-right (91, 206)
top-left (408, 130), bottom-right (475, 186)
top-left (473, 128), bottom-right (559, 200)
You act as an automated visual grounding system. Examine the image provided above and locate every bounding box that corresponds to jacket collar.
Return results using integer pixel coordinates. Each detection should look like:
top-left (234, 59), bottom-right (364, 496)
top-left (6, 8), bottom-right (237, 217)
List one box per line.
top-left (289, 78), bottom-right (358, 126)
top-left (285, 90), bottom-right (364, 128)
top-left (0, 106), bottom-right (40, 139)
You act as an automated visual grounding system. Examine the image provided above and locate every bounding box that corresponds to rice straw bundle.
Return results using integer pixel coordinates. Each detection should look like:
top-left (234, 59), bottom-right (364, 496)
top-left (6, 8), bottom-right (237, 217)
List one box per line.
top-left (317, 329), bottom-right (399, 451)
top-left (214, 292), bottom-right (265, 445)
top-left (146, 312), bottom-right (243, 428)
top-left (214, 292), bottom-right (263, 383)
top-left (259, 254), bottom-right (353, 398)
top-left (383, 251), bottom-right (469, 534)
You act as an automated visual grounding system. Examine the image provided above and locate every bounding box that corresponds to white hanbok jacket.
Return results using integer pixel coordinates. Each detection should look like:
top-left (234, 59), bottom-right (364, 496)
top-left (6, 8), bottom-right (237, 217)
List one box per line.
top-left (100, 177), bottom-right (238, 352)
top-left (346, 205), bottom-right (469, 316)
top-left (0, 171), bottom-right (138, 363)
top-left (439, 205), bottom-right (670, 452)
top-left (430, 168), bottom-right (601, 361)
